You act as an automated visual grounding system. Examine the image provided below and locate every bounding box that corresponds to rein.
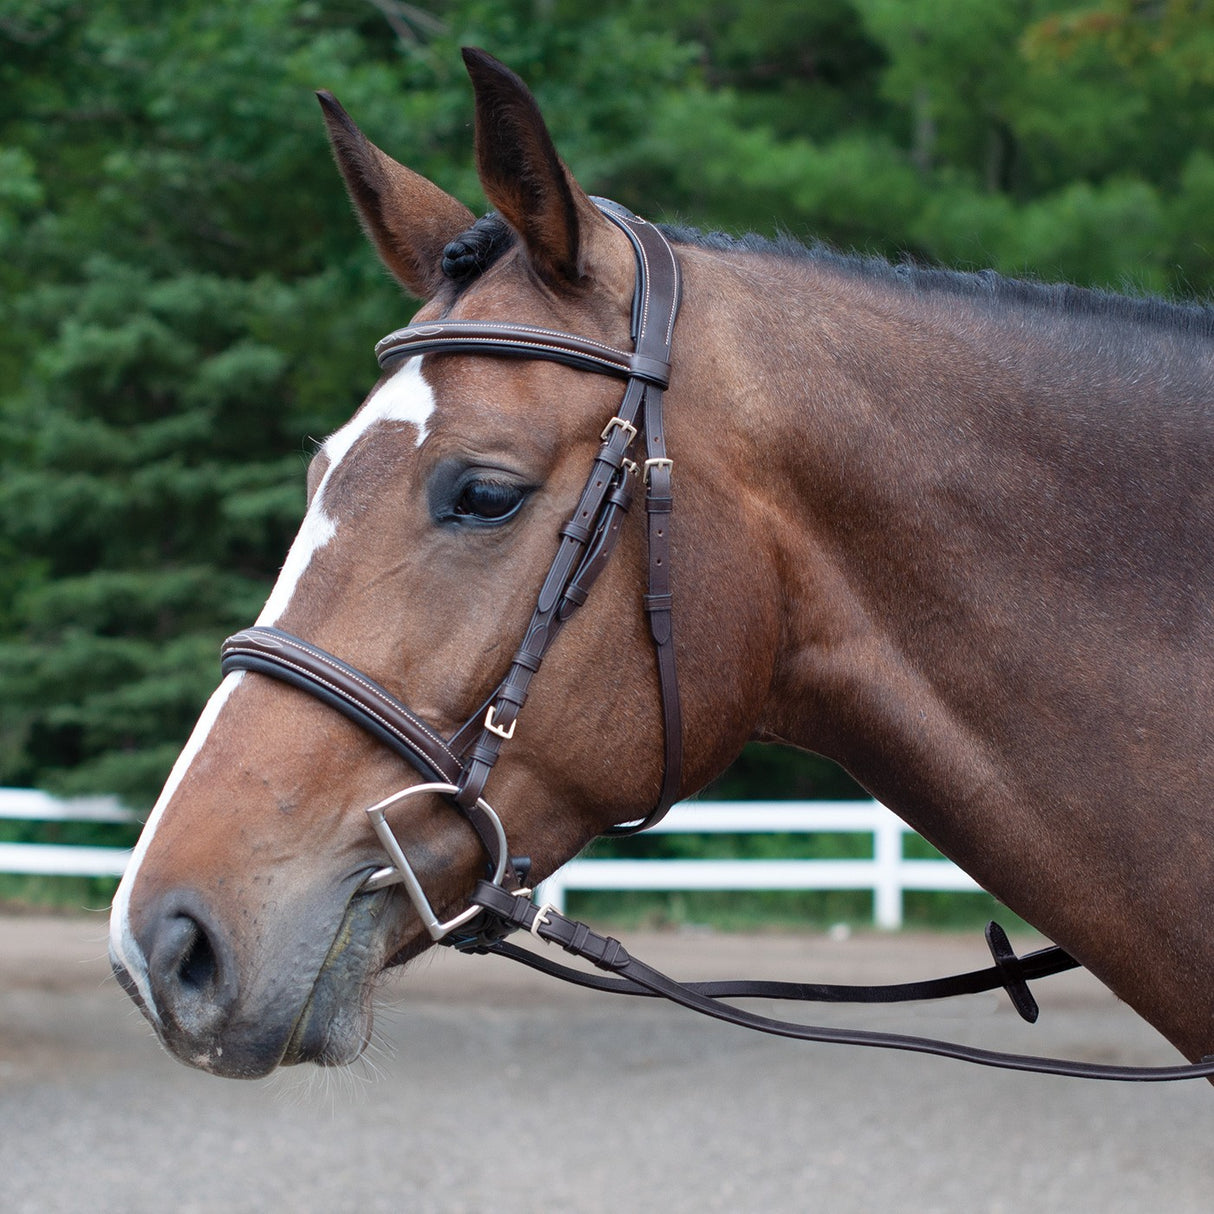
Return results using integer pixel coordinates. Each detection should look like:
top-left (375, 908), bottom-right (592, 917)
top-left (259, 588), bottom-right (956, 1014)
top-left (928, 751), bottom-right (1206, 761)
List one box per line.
top-left (465, 886), bottom-right (1214, 1082)
top-left (219, 201), bottom-right (1214, 1083)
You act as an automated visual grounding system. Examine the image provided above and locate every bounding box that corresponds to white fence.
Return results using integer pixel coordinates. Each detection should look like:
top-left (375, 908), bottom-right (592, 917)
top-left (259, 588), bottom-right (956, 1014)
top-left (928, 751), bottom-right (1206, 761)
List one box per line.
top-left (0, 788), bottom-right (134, 878)
top-left (0, 791), bottom-right (982, 928)
top-left (536, 800), bottom-right (981, 930)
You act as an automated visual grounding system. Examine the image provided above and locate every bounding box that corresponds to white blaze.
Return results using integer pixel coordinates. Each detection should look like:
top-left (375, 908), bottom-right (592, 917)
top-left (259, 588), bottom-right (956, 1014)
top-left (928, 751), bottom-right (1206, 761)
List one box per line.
top-left (108, 672), bottom-right (244, 1020)
top-left (257, 356), bottom-right (436, 627)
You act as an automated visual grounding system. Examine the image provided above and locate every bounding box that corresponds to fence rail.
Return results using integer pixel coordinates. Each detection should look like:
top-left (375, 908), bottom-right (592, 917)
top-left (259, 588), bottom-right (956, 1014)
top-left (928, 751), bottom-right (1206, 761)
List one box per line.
top-left (0, 789), bottom-right (134, 878)
top-left (0, 791), bottom-right (982, 928)
top-left (536, 800), bottom-right (981, 929)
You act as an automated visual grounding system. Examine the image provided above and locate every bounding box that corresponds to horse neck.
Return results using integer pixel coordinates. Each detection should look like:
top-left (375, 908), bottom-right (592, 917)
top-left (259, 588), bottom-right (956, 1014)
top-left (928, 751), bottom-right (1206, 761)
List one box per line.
top-left (675, 245), bottom-right (1214, 1036)
top-left (680, 244), bottom-right (1210, 770)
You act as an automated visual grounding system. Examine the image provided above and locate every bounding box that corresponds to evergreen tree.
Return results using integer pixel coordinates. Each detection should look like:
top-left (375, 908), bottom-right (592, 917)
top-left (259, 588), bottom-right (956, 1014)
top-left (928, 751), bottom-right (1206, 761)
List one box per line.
top-left (1, 0), bottom-right (415, 799)
top-left (2, 0), bottom-right (1210, 815)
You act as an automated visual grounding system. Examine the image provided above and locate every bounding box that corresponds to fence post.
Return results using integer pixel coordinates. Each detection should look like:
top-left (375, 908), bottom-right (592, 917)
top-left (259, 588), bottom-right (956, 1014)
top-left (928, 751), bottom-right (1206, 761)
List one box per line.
top-left (537, 871), bottom-right (566, 914)
top-left (873, 810), bottom-right (905, 930)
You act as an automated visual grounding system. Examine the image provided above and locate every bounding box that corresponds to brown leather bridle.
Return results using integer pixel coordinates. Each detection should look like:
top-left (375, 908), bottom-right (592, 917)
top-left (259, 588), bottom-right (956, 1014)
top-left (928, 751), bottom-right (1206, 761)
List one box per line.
top-left (217, 200), bottom-right (1214, 1081)
top-left (220, 200), bottom-right (683, 937)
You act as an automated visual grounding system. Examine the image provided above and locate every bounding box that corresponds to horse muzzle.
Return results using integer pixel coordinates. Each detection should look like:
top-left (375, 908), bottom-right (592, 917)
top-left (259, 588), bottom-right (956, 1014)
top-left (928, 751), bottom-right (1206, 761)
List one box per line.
top-left (110, 880), bottom-right (392, 1078)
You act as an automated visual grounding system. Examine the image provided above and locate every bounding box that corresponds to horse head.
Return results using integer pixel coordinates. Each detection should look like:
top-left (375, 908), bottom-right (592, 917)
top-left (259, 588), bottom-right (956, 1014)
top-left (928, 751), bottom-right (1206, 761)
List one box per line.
top-left (108, 50), bottom-right (775, 1077)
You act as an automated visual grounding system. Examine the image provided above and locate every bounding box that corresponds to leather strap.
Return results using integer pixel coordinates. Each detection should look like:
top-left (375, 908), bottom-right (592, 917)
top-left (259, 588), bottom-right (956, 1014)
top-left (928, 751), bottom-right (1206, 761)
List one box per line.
top-left (599, 203), bottom-right (684, 834)
top-left (477, 932), bottom-right (1081, 1008)
top-left (220, 628), bottom-right (462, 785)
top-left (375, 320), bottom-right (670, 386)
top-left (469, 882), bottom-right (1214, 1082)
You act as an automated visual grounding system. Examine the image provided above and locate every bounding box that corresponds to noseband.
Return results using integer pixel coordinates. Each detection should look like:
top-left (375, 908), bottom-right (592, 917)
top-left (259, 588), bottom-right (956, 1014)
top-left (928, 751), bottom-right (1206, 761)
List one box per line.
top-left (220, 200), bottom-right (683, 938)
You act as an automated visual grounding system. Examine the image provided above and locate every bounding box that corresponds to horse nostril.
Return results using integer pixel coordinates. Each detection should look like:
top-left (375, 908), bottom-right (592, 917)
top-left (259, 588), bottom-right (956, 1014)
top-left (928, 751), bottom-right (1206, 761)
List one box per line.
top-left (176, 918), bottom-right (218, 993)
top-left (144, 900), bottom-right (235, 1037)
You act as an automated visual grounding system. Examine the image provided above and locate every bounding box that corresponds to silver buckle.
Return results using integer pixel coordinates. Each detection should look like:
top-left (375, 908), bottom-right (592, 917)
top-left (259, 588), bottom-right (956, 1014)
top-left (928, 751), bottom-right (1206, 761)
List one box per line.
top-left (484, 705), bottom-right (517, 740)
top-left (529, 903), bottom-right (556, 938)
top-left (601, 415), bottom-right (638, 444)
top-left (360, 782), bottom-right (509, 941)
top-left (643, 457), bottom-right (673, 484)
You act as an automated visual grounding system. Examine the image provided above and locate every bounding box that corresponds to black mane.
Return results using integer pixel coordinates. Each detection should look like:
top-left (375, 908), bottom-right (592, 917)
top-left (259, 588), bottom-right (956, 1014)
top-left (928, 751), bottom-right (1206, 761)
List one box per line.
top-left (662, 224), bottom-right (1214, 339)
top-left (441, 212), bottom-right (1214, 338)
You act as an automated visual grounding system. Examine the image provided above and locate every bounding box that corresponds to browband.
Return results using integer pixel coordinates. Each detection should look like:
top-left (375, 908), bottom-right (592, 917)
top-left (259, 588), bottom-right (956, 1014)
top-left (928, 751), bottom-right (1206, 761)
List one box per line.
top-left (375, 320), bottom-right (672, 387)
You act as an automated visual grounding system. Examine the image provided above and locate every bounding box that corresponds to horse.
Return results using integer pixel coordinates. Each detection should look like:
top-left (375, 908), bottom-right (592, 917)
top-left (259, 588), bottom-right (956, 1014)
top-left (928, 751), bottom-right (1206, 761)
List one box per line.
top-left (108, 48), bottom-right (1213, 1080)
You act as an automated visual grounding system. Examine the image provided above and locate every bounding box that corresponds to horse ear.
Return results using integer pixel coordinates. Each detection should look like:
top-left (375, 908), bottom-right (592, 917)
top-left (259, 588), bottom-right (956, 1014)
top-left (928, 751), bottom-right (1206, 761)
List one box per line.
top-left (462, 47), bottom-right (620, 293)
top-left (317, 91), bottom-right (475, 300)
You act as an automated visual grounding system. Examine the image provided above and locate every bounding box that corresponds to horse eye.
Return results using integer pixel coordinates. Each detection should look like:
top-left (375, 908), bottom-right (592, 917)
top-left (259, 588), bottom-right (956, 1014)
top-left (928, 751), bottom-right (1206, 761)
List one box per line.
top-left (453, 477), bottom-right (527, 523)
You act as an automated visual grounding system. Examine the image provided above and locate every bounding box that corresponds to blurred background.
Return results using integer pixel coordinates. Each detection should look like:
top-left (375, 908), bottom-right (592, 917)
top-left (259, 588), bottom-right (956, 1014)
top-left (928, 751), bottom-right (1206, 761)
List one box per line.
top-left (1, 0), bottom-right (1211, 918)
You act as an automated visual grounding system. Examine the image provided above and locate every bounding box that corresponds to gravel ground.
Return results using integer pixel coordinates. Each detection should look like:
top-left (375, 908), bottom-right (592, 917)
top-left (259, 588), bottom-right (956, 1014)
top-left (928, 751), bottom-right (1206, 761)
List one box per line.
top-left (1, 912), bottom-right (1210, 1214)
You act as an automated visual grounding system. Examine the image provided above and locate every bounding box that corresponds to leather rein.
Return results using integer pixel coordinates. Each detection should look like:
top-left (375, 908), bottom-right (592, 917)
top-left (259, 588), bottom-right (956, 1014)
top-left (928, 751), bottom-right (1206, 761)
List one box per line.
top-left (219, 201), bottom-right (1214, 1082)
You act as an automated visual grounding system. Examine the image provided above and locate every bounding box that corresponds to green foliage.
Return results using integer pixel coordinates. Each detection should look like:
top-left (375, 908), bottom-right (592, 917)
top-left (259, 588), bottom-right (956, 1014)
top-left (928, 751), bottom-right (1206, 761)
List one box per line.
top-left (0, 0), bottom-right (400, 803)
top-left (2, 0), bottom-right (1211, 885)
